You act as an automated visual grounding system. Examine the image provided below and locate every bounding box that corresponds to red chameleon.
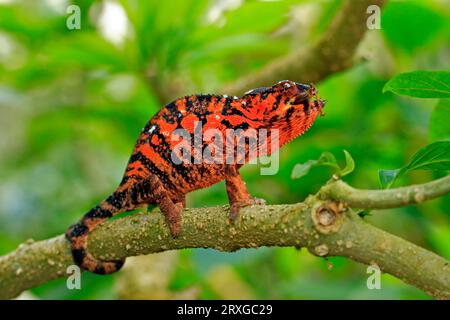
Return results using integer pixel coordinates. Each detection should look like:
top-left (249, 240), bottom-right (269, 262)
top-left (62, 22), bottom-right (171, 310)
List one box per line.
top-left (66, 80), bottom-right (325, 274)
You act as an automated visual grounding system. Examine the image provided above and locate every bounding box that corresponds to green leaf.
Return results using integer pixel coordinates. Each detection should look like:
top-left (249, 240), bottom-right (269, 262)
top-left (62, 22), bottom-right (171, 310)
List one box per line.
top-left (430, 99), bottom-right (450, 141)
top-left (378, 169), bottom-right (401, 189)
top-left (340, 150), bottom-right (355, 177)
top-left (318, 151), bottom-right (339, 169)
top-left (291, 152), bottom-right (339, 179)
top-left (383, 71), bottom-right (450, 98)
top-left (379, 141), bottom-right (450, 188)
top-left (406, 141), bottom-right (450, 171)
top-left (291, 160), bottom-right (318, 180)
top-left (291, 150), bottom-right (355, 180)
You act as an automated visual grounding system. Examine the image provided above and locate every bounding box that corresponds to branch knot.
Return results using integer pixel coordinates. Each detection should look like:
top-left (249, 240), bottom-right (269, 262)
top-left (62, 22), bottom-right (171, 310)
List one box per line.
top-left (312, 201), bottom-right (345, 234)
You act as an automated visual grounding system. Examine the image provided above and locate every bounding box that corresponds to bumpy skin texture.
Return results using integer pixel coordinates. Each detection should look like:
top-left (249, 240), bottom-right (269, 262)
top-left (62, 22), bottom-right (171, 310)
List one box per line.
top-left (65, 80), bottom-right (325, 274)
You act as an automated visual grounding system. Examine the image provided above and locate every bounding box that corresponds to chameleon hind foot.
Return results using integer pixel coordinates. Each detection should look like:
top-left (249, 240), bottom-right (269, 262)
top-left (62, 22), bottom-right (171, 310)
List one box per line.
top-left (157, 195), bottom-right (184, 237)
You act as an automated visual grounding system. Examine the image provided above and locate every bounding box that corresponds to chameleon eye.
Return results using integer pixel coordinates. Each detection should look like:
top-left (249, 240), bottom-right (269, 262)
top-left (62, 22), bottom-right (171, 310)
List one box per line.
top-left (274, 80), bottom-right (294, 89)
top-left (295, 83), bottom-right (311, 91)
top-left (244, 87), bottom-right (270, 95)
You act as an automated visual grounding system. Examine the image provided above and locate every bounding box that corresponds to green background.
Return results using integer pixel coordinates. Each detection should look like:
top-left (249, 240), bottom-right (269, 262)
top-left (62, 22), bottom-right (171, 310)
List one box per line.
top-left (0, 0), bottom-right (448, 299)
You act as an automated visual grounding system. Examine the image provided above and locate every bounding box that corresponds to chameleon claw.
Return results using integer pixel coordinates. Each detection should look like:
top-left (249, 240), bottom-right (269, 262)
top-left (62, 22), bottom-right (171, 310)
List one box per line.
top-left (251, 197), bottom-right (266, 206)
top-left (168, 221), bottom-right (181, 238)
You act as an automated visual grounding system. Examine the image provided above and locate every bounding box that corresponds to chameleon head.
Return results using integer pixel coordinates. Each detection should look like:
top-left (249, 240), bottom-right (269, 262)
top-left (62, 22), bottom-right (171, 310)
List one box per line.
top-left (242, 80), bottom-right (325, 145)
top-left (269, 80), bottom-right (325, 117)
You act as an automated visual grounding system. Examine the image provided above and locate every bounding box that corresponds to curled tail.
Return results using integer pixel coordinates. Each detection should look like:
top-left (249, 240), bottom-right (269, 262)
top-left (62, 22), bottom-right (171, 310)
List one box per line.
top-left (65, 194), bottom-right (126, 275)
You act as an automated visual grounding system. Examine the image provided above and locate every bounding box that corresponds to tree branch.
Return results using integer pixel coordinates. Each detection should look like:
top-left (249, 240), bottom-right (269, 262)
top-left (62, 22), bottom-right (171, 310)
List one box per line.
top-left (320, 175), bottom-right (450, 209)
top-left (0, 177), bottom-right (449, 300)
top-left (222, 0), bottom-right (386, 95)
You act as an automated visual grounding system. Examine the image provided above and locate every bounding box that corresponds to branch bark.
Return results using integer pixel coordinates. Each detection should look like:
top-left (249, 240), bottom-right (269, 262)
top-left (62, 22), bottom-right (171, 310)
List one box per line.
top-left (0, 177), bottom-right (449, 300)
top-left (222, 0), bottom-right (386, 96)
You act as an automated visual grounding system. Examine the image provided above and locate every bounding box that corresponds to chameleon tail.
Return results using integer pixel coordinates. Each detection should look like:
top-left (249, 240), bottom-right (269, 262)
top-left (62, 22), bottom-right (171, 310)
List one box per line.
top-left (65, 195), bottom-right (126, 275)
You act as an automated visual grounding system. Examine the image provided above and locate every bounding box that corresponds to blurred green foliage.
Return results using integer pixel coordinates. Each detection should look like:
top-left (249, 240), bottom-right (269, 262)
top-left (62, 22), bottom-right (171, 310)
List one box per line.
top-left (0, 0), bottom-right (448, 299)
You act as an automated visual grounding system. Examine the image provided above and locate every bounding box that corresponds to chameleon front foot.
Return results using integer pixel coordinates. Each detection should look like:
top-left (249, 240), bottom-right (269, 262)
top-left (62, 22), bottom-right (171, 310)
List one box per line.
top-left (229, 197), bottom-right (266, 221)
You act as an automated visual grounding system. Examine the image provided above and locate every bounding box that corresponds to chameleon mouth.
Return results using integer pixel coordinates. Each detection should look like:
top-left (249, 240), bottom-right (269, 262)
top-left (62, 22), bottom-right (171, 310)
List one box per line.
top-left (308, 84), bottom-right (325, 116)
top-left (315, 99), bottom-right (326, 116)
top-left (293, 95), bottom-right (309, 105)
top-left (292, 95), bottom-right (325, 116)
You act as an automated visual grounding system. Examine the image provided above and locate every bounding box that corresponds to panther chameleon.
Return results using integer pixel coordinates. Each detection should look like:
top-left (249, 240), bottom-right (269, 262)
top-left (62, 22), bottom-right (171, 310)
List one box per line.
top-left (66, 80), bottom-right (325, 274)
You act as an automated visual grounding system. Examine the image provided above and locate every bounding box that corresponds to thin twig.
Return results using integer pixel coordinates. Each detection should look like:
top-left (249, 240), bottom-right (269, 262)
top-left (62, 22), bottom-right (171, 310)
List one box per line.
top-left (320, 175), bottom-right (450, 209)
